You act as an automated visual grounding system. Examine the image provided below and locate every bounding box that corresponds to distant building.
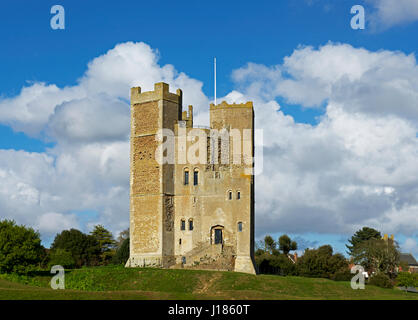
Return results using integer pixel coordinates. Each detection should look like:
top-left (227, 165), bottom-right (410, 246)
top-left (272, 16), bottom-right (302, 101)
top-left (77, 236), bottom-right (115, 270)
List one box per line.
top-left (399, 253), bottom-right (418, 273)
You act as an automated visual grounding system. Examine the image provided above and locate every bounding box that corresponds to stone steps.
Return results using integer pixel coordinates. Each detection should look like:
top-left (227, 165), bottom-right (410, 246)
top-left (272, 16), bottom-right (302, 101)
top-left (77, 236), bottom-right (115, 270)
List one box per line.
top-left (183, 244), bottom-right (236, 271)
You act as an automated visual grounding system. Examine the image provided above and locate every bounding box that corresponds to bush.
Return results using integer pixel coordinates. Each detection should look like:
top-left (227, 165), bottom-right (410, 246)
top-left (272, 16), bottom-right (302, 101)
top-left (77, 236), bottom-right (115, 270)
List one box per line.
top-left (48, 249), bottom-right (75, 269)
top-left (331, 270), bottom-right (353, 281)
top-left (297, 245), bottom-right (348, 279)
top-left (396, 272), bottom-right (417, 288)
top-left (270, 254), bottom-right (298, 276)
top-left (0, 220), bottom-right (43, 274)
top-left (368, 273), bottom-right (393, 288)
top-left (255, 253), bottom-right (298, 276)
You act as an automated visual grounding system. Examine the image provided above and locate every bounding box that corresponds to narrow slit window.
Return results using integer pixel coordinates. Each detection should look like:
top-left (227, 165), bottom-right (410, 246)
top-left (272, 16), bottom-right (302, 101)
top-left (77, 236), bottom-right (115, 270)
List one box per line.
top-left (238, 222), bottom-right (243, 232)
top-left (189, 219), bottom-right (194, 231)
top-left (181, 219), bottom-right (185, 231)
top-left (184, 171), bottom-right (189, 185)
top-left (228, 191), bottom-right (232, 200)
top-left (237, 191), bottom-right (241, 200)
top-left (193, 170), bottom-right (198, 185)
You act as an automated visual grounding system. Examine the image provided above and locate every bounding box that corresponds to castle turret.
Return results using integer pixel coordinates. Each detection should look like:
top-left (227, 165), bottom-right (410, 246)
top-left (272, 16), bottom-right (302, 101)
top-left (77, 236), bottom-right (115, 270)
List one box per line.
top-left (127, 82), bottom-right (182, 268)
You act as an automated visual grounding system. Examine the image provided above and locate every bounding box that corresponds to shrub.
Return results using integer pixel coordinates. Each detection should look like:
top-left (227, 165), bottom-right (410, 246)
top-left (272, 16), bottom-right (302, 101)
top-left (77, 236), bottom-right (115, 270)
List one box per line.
top-left (368, 273), bottom-right (393, 288)
top-left (396, 272), bottom-right (417, 288)
top-left (297, 245), bottom-right (348, 279)
top-left (331, 270), bottom-right (353, 281)
top-left (48, 249), bottom-right (75, 269)
top-left (255, 253), bottom-right (298, 276)
top-left (270, 254), bottom-right (298, 276)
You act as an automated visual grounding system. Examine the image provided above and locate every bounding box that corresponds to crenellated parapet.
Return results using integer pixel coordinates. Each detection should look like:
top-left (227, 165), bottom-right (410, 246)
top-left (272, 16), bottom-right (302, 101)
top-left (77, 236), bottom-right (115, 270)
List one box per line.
top-left (210, 101), bottom-right (253, 110)
top-left (131, 82), bottom-right (182, 105)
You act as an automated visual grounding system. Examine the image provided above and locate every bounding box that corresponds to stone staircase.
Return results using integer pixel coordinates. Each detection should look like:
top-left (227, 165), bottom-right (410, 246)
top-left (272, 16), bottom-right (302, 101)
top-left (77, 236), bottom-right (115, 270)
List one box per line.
top-left (172, 242), bottom-right (236, 271)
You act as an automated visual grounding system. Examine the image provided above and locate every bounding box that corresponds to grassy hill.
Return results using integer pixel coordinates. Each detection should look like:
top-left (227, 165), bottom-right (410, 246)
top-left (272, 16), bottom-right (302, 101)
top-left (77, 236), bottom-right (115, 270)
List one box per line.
top-left (0, 265), bottom-right (417, 300)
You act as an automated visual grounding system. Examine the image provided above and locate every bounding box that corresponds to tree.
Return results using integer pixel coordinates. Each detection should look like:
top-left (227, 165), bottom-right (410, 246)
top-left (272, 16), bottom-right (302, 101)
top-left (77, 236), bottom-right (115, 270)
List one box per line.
top-left (116, 228), bottom-right (129, 248)
top-left (112, 237), bottom-right (130, 265)
top-left (51, 229), bottom-right (100, 268)
top-left (346, 227), bottom-right (381, 257)
top-left (254, 239), bottom-right (265, 256)
top-left (352, 238), bottom-right (400, 277)
top-left (278, 234), bottom-right (297, 255)
top-left (0, 220), bottom-right (44, 274)
top-left (90, 225), bottom-right (116, 264)
top-left (297, 245), bottom-right (348, 279)
top-left (48, 249), bottom-right (75, 269)
top-left (264, 235), bottom-right (276, 254)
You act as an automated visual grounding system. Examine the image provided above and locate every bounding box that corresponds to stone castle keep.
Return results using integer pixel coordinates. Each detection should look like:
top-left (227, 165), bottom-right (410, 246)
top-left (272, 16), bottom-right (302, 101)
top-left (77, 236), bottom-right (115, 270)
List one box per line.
top-left (126, 82), bottom-right (256, 274)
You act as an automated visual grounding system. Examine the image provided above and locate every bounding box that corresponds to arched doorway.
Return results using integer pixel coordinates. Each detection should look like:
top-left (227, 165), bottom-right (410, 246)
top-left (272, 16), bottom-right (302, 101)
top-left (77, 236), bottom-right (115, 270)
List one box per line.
top-left (210, 225), bottom-right (224, 245)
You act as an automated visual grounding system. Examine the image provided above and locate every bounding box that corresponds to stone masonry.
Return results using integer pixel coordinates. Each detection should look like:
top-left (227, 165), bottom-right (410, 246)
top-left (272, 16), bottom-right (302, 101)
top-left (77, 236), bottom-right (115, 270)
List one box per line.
top-left (125, 82), bottom-right (257, 274)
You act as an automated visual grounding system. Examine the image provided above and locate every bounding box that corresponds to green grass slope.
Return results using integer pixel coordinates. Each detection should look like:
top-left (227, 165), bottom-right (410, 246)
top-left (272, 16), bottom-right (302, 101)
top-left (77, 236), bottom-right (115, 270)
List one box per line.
top-left (0, 265), bottom-right (416, 300)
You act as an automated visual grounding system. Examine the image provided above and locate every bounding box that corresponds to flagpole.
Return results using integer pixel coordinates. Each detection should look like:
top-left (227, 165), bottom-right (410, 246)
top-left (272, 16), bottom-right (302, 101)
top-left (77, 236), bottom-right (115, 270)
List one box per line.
top-left (214, 57), bottom-right (217, 106)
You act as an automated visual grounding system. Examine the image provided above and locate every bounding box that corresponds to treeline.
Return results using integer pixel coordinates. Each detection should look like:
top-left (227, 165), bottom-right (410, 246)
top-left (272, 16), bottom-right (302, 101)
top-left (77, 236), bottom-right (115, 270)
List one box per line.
top-left (255, 234), bottom-right (350, 280)
top-left (0, 219), bottom-right (130, 274)
top-left (256, 227), bottom-right (417, 289)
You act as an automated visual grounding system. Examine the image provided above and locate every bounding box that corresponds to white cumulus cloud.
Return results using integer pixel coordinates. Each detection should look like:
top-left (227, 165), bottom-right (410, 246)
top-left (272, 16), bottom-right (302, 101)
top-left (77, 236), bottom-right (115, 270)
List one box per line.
top-left (0, 41), bottom-right (416, 251)
top-left (366, 0), bottom-right (418, 30)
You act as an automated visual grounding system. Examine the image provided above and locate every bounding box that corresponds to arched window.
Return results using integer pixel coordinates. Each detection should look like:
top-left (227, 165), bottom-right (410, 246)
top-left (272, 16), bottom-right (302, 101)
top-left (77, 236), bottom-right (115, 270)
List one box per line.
top-left (237, 191), bottom-right (241, 200)
top-left (180, 219), bottom-right (185, 231)
top-left (193, 169), bottom-right (199, 185)
top-left (238, 222), bottom-right (243, 232)
top-left (228, 190), bottom-right (232, 200)
top-left (184, 169), bottom-right (189, 185)
top-left (189, 219), bottom-right (194, 231)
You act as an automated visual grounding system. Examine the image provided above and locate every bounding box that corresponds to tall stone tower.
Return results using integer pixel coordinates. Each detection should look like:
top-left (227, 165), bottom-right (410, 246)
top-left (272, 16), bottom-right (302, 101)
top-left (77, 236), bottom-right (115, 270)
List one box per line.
top-left (209, 101), bottom-right (255, 274)
top-left (126, 82), bottom-right (256, 274)
top-left (127, 82), bottom-right (182, 268)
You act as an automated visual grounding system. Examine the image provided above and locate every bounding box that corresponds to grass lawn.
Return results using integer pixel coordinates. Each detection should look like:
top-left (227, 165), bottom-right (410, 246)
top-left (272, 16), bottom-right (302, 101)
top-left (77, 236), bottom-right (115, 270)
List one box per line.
top-left (0, 265), bottom-right (417, 300)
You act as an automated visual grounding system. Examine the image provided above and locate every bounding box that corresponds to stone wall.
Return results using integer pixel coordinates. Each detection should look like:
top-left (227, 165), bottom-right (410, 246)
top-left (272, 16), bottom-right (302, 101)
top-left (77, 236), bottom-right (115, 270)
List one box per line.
top-left (127, 83), bottom-right (256, 274)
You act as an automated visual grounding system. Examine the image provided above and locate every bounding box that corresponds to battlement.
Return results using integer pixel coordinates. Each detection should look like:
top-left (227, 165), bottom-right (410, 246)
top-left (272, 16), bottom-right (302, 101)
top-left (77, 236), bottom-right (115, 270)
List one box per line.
top-left (131, 82), bottom-right (183, 105)
top-left (181, 105), bottom-right (193, 127)
top-left (210, 101), bottom-right (253, 110)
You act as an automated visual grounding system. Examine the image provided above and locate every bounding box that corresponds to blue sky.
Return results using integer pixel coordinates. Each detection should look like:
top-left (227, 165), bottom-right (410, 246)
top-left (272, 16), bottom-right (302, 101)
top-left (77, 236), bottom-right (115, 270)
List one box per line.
top-left (0, 0), bottom-right (417, 256)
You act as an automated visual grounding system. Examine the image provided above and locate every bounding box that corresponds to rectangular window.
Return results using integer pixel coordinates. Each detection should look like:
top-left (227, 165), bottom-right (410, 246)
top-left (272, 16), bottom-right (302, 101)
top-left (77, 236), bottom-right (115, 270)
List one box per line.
top-left (189, 220), bottom-right (194, 231)
top-left (181, 220), bottom-right (185, 230)
top-left (238, 222), bottom-right (243, 232)
top-left (184, 171), bottom-right (189, 185)
top-left (193, 171), bottom-right (198, 185)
